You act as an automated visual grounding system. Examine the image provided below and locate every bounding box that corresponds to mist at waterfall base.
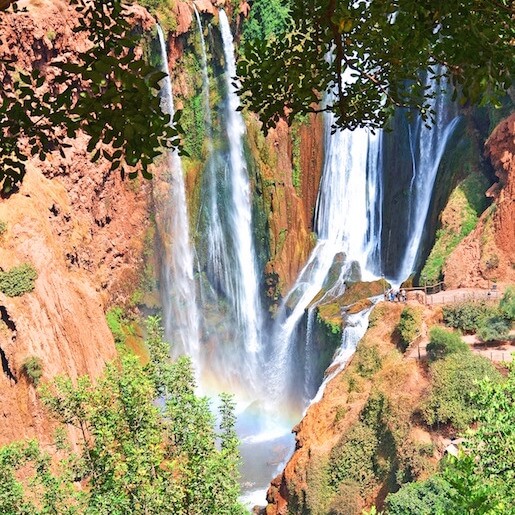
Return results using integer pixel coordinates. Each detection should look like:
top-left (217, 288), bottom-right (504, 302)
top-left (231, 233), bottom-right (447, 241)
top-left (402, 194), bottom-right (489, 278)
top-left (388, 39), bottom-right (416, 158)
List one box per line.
top-left (156, 17), bottom-right (460, 509)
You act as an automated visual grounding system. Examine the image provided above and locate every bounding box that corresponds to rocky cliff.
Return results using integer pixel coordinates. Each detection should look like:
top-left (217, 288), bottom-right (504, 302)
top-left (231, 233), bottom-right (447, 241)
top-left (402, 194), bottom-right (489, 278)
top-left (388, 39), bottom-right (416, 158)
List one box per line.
top-left (444, 113), bottom-right (515, 287)
top-left (0, 0), bottom-right (152, 445)
top-left (265, 303), bottom-right (437, 515)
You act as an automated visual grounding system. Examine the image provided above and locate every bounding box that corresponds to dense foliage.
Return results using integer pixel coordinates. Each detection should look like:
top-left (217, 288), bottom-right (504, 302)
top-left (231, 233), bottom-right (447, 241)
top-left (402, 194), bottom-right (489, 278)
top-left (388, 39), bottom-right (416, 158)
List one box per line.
top-left (421, 352), bottom-right (500, 430)
top-left (442, 301), bottom-right (499, 333)
top-left (442, 293), bottom-right (514, 343)
top-left (0, 317), bottom-right (244, 514)
top-left (386, 476), bottom-right (458, 515)
top-left (0, 0), bottom-right (179, 193)
top-left (0, 263), bottom-right (37, 297)
top-left (237, 0), bottom-right (514, 132)
top-left (397, 307), bottom-right (421, 351)
top-left (387, 363), bottom-right (515, 514)
top-left (426, 326), bottom-right (468, 362)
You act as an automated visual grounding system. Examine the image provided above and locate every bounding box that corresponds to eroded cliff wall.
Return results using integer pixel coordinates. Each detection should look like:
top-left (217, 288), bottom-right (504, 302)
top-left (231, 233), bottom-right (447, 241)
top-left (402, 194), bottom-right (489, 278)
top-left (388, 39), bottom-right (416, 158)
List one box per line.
top-left (0, 0), bottom-right (152, 445)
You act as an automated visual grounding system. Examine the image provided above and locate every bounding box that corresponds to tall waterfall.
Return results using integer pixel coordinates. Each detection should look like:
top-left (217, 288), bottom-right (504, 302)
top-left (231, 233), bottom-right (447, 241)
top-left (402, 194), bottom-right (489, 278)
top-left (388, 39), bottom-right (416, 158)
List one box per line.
top-left (396, 75), bottom-right (460, 280)
top-left (268, 111), bottom-right (383, 404)
top-left (157, 13), bottom-right (461, 507)
top-left (155, 26), bottom-right (200, 361)
top-left (218, 10), bottom-right (263, 356)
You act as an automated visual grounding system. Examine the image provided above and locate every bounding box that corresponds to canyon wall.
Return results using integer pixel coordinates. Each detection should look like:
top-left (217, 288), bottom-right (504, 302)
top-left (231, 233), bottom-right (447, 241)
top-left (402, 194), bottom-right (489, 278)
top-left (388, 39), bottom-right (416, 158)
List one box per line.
top-left (444, 112), bottom-right (515, 287)
top-left (0, 0), bottom-right (152, 445)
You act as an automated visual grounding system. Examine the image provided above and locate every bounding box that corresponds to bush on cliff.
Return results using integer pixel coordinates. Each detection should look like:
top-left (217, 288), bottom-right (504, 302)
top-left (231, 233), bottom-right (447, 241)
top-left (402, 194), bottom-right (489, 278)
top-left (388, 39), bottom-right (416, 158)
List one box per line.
top-left (500, 286), bottom-right (515, 321)
top-left (421, 352), bottom-right (500, 430)
top-left (397, 307), bottom-right (422, 351)
top-left (0, 263), bottom-right (37, 297)
top-left (442, 301), bottom-right (496, 333)
top-left (426, 326), bottom-right (468, 362)
top-left (477, 314), bottom-right (511, 342)
top-left (385, 475), bottom-right (459, 515)
top-left (328, 422), bottom-right (378, 495)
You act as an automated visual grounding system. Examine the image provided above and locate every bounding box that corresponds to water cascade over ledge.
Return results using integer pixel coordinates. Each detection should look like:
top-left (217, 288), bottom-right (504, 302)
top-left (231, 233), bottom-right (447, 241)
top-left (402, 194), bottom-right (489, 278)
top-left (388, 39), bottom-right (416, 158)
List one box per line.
top-left (157, 15), bottom-right (462, 508)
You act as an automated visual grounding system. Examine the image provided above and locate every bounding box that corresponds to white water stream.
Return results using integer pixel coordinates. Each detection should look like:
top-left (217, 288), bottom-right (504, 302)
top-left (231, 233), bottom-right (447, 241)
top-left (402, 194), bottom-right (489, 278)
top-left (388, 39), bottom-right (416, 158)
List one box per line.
top-left (156, 26), bottom-right (200, 364)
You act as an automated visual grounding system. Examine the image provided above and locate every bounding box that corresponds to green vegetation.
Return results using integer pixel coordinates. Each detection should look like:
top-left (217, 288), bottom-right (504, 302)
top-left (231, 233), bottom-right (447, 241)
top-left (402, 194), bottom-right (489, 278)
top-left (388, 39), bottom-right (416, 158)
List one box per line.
top-left (0, 0), bottom-right (179, 193)
top-left (397, 307), bottom-right (422, 351)
top-left (386, 475), bottom-right (458, 515)
top-left (329, 422), bottom-right (378, 494)
top-left (421, 174), bottom-right (490, 283)
top-left (442, 297), bottom-right (513, 342)
top-left (500, 286), bottom-right (515, 320)
top-left (238, 1), bottom-right (514, 132)
top-left (181, 92), bottom-right (205, 161)
top-left (0, 220), bottom-right (6, 236)
top-left (421, 352), bottom-right (500, 430)
top-left (241, 0), bottom-right (291, 42)
top-left (131, 0), bottom-right (178, 32)
top-left (21, 357), bottom-right (43, 386)
top-left (385, 363), bottom-right (515, 514)
top-left (477, 314), bottom-right (511, 343)
top-left (0, 263), bottom-right (37, 297)
top-left (443, 301), bottom-right (497, 333)
top-left (106, 306), bottom-right (135, 346)
top-left (426, 326), bottom-right (468, 362)
top-left (0, 317), bottom-right (244, 514)
top-left (355, 343), bottom-right (382, 378)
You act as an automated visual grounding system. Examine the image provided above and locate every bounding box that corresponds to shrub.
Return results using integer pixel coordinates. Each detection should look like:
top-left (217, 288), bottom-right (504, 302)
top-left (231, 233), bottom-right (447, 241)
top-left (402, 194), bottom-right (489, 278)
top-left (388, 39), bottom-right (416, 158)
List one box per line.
top-left (477, 314), bottom-right (511, 342)
top-left (0, 220), bottom-right (6, 236)
top-left (426, 326), bottom-right (468, 362)
top-left (106, 307), bottom-right (131, 346)
top-left (397, 307), bottom-right (422, 351)
top-left (22, 357), bottom-right (43, 386)
top-left (355, 344), bottom-right (382, 378)
top-left (0, 263), bottom-right (37, 297)
top-left (385, 476), bottom-right (458, 515)
top-left (442, 301), bottom-right (495, 333)
top-left (500, 286), bottom-right (515, 321)
top-left (328, 422), bottom-right (378, 494)
top-left (421, 353), bottom-right (500, 430)
top-left (327, 481), bottom-right (364, 515)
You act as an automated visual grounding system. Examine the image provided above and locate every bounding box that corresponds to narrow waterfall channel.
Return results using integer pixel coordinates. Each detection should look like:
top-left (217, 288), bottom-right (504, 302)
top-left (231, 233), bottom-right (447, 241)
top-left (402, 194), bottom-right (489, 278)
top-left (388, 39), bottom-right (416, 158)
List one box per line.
top-left (155, 26), bottom-right (200, 364)
top-left (396, 73), bottom-right (461, 281)
top-left (218, 10), bottom-right (263, 356)
top-left (268, 113), bottom-right (383, 408)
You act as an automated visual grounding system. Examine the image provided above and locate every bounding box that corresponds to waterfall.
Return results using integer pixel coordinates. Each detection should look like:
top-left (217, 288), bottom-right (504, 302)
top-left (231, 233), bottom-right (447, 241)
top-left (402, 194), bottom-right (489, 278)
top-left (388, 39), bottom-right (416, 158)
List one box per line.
top-left (268, 106), bottom-right (383, 404)
top-left (155, 26), bottom-right (200, 361)
top-left (395, 72), bottom-right (460, 281)
top-left (218, 10), bottom-right (263, 355)
top-left (310, 305), bottom-right (375, 405)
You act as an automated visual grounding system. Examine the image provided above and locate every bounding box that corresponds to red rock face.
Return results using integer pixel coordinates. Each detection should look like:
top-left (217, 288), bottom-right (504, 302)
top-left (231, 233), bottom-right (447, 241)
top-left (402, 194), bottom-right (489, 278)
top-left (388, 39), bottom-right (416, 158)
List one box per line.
top-left (0, 1), bottom-right (153, 446)
top-left (485, 113), bottom-right (515, 258)
top-left (444, 113), bottom-right (515, 288)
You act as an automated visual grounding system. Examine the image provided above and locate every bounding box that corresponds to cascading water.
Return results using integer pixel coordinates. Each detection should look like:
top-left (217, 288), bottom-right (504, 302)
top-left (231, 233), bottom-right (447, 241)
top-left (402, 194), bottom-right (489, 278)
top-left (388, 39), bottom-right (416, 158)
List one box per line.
top-left (159, 11), bottom-right (461, 509)
top-left (396, 75), bottom-right (460, 281)
top-left (155, 26), bottom-right (200, 362)
top-left (217, 10), bottom-right (263, 357)
top-left (268, 107), bottom-right (383, 406)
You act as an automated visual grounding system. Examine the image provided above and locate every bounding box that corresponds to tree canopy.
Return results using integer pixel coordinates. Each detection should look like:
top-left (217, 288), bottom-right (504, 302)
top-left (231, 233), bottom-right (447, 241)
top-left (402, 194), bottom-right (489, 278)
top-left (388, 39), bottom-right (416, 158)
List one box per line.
top-left (0, 0), bottom-right (180, 194)
top-left (237, 0), bottom-right (515, 132)
top-left (0, 316), bottom-right (245, 515)
top-left (0, 0), bottom-right (513, 193)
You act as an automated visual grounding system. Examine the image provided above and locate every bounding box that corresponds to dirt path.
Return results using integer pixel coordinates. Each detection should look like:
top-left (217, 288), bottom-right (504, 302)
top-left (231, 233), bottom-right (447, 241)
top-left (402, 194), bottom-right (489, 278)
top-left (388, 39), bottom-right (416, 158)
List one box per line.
top-left (406, 287), bottom-right (502, 306)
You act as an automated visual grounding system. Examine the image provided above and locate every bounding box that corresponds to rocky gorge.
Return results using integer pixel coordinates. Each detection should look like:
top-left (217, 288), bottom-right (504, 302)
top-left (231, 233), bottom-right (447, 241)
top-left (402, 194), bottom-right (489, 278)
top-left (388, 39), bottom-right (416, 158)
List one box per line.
top-left (0, 1), bottom-right (513, 514)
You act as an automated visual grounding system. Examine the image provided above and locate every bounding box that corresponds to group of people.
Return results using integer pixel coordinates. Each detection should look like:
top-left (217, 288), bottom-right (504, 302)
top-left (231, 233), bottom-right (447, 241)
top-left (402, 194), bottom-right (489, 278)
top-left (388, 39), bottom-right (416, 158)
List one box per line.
top-left (385, 288), bottom-right (407, 303)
